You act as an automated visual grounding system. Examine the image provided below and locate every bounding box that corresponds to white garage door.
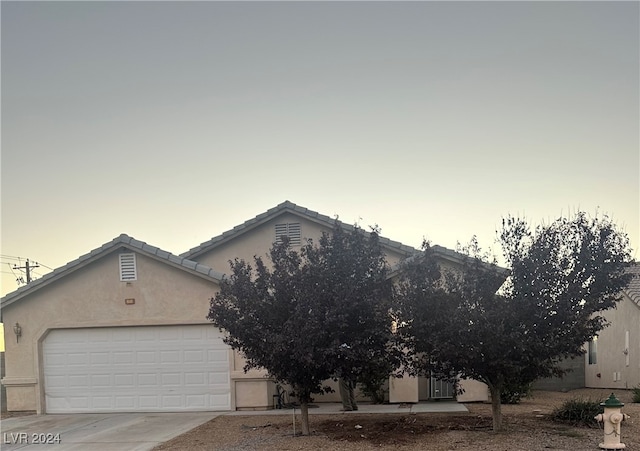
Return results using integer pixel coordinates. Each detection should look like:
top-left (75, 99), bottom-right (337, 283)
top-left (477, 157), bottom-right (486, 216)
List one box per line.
top-left (43, 325), bottom-right (231, 413)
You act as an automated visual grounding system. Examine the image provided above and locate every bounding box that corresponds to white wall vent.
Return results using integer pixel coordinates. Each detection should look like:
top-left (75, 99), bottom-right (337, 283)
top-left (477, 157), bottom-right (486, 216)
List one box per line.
top-left (119, 253), bottom-right (137, 281)
top-left (275, 223), bottom-right (301, 246)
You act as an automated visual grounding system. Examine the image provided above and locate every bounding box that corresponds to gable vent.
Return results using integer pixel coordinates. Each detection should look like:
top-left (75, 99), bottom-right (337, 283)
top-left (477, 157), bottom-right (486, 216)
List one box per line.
top-left (119, 253), bottom-right (137, 281)
top-left (275, 222), bottom-right (301, 246)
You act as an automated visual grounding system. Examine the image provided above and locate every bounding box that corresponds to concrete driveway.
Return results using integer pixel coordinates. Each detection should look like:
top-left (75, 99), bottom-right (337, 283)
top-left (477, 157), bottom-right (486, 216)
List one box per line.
top-left (1, 412), bottom-right (220, 450)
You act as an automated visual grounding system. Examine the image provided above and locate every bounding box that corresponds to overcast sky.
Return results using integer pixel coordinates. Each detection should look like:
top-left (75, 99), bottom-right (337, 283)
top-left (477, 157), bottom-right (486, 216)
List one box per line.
top-left (2, 1), bottom-right (638, 296)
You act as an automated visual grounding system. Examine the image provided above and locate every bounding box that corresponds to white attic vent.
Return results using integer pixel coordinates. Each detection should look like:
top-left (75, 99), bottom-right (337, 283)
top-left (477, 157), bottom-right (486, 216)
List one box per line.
top-left (275, 222), bottom-right (301, 246)
top-left (119, 253), bottom-right (137, 281)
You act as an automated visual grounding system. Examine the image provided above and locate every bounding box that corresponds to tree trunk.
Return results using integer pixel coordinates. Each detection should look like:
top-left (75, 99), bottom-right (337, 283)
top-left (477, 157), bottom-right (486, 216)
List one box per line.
top-left (488, 384), bottom-right (503, 432)
top-left (300, 401), bottom-right (310, 436)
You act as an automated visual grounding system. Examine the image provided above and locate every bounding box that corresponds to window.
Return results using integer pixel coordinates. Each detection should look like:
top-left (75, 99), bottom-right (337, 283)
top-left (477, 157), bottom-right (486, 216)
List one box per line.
top-left (588, 336), bottom-right (597, 365)
top-left (625, 330), bottom-right (629, 367)
top-left (119, 253), bottom-right (137, 281)
top-left (275, 223), bottom-right (301, 246)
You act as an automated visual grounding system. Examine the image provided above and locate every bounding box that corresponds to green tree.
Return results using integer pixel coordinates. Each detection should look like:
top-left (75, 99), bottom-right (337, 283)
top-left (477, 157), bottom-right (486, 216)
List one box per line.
top-left (207, 222), bottom-right (400, 435)
top-left (396, 213), bottom-right (633, 432)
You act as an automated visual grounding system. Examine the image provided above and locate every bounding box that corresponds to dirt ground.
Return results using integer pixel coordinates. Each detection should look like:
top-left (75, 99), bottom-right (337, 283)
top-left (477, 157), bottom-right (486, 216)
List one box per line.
top-left (154, 389), bottom-right (640, 451)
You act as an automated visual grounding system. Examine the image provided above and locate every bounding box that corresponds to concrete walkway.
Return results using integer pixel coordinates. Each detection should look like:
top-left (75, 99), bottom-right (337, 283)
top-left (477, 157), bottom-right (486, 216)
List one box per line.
top-left (227, 401), bottom-right (468, 416)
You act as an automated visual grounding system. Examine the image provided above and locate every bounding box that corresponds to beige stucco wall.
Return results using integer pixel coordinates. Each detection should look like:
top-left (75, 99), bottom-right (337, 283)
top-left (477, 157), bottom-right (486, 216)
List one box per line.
top-left (585, 294), bottom-right (640, 389)
top-left (1, 249), bottom-right (226, 413)
top-left (193, 214), bottom-right (407, 274)
top-left (389, 374), bottom-right (420, 402)
top-left (457, 378), bottom-right (489, 402)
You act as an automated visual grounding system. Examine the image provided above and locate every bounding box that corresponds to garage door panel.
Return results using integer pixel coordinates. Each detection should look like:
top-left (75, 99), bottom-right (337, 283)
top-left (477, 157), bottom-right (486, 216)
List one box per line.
top-left (91, 352), bottom-right (110, 365)
top-left (92, 374), bottom-right (111, 386)
top-left (185, 373), bottom-right (206, 386)
top-left (89, 329), bottom-right (110, 343)
top-left (158, 327), bottom-right (181, 341)
top-left (162, 395), bottom-right (182, 408)
top-left (208, 349), bottom-right (228, 361)
top-left (113, 329), bottom-right (134, 342)
top-left (44, 352), bottom-right (67, 367)
top-left (184, 350), bottom-right (204, 363)
top-left (209, 372), bottom-right (229, 385)
top-left (186, 395), bottom-right (206, 407)
top-left (211, 393), bottom-right (231, 407)
top-left (93, 397), bottom-right (111, 409)
top-left (136, 351), bottom-right (156, 363)
top-left (68, 375), bottom-right (89, 387)
top-left (161, 373), bottom-right (182, 385)
top-left (138, 373), bottom-right (158, 386)
top-left (116, 397), bottom-right (135, 409)
top-left (43, 325), bottom-right (231, 413)
top-left (114, 374), bottom-right (135, 386)
top-left (47, 375), bottom-right (66, 389)
top-left (114, 351), bottom-right (134, 364)
top-left (135, 328), bottom-right (157, 341)
top-left (68, 352), bottom-right (89, 365)
top-left (140, 396), bottom-right (159, 408)
top-left (160, 350), bottom-right (180, 363)
top-left (72, 397), bottom-right (90, 408)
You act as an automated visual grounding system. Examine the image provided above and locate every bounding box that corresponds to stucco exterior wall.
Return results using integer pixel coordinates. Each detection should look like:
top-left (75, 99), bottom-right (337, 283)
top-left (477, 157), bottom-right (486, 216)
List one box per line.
top-left (1, 249), bottom-right (225, 413)
top-left (193, 214), bottom-right (407, 274)
top-left (585, 294), bottom-right (640, 389)
top-left (533, 356), bottom-right (585, 391)
top-left (457, 379), bottom-right (489, 402)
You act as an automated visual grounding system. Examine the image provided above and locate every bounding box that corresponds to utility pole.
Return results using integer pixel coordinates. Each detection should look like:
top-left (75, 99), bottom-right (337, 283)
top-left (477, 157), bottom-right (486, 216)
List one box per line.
top-left (13, 259), bottom-right (40, 284)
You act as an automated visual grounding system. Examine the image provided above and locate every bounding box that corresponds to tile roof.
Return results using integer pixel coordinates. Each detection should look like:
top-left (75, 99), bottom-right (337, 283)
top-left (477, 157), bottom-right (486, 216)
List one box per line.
top-left (1, 234), bottom-right (224, 309)
top-left (1, 201), bottom-right (507, 310)
top-left (624, 263), bottom-right (640, 307)
top-left (182, 200), bottom-right (422, 259)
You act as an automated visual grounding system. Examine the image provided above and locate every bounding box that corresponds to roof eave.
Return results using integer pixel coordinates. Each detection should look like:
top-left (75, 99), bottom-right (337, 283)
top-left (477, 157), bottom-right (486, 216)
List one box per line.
top-left (181, 200), bottom-right (419, 260)
top-left (1, 235), bottom-right (223, 310)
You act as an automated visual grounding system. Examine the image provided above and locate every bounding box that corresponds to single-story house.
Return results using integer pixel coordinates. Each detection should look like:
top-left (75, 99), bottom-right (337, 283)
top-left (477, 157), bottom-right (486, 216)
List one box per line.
top-left (584, 264), bottom-right (640, 390)
top-left (1, 201), bottom-right (489, 414)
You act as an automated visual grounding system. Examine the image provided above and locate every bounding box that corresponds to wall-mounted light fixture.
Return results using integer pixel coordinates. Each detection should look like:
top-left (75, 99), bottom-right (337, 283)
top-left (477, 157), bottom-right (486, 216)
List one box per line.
top-left (13, 322), bottom-right (22, 343)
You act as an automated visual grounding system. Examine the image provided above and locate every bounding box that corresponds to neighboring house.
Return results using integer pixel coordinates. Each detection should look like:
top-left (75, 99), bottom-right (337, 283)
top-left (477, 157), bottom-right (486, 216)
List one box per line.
top-left (532, 357), bottom-right (585, 392)
top-left (585, 264), bottom-right (640, 390)
top-left (0, 201), bottom-right (489, 414)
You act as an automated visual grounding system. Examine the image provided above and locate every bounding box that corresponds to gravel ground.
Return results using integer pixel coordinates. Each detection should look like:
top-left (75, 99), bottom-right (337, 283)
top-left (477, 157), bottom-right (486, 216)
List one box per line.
top-left (153, 389), bottom-right (640, 450)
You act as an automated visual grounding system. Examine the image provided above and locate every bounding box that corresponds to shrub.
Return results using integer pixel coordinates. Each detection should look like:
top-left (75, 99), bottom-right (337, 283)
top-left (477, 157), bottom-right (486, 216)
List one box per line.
top-left (632, 385), bottom-right (640, 403)
top-left (551, 397), bottom-right (603, 428)
top-left (359, 380), bottom-right (387, 404)
top-left (500, 381), bottom-right (532, 404)
top-left (358, 371), bottom-right (389, 404)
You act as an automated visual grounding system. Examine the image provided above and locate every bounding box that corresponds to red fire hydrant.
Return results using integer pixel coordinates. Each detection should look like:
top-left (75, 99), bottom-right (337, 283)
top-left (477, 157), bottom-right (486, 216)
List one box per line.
top-left (594, 393), bottom-right (630, 449)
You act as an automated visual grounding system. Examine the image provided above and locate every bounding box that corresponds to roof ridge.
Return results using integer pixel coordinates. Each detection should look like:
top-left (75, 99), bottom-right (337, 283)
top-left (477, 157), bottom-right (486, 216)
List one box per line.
top-left (181, 200), bottom-right (421, 259)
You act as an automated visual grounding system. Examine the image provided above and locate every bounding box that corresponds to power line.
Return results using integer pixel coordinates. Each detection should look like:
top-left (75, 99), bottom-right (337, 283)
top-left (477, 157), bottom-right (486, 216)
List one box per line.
top-left (12, 259), bottom-right (39, 284)
top-left (0, 255), bottom-right (24, 261)
top-left (2, 256), bottom-right (54, 286)
top-left (7, 262), bottom-right (25, 285)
